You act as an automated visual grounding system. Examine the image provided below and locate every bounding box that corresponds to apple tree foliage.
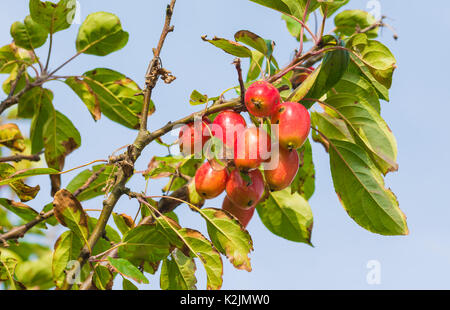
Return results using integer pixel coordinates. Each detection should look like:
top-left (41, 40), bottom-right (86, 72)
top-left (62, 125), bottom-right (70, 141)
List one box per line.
top-left (0, 0), bottom-right (406, 290)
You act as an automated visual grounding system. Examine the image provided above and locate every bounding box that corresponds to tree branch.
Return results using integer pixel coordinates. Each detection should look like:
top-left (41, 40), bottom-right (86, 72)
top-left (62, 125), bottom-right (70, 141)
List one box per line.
top-left (141, 0), bottom-right (177, 131)
top-left (0, 152), bottom-right (42, 163)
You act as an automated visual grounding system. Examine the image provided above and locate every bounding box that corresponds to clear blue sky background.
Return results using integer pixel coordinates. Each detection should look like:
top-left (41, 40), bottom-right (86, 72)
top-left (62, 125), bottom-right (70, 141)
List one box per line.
top-left (1, 0), bottom-right (449, 290)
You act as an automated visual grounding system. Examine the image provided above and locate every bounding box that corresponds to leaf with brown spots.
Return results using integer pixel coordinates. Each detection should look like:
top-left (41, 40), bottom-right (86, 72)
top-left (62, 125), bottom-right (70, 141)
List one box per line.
top-left (199, 208), bottom-right (253, 272)
top-left (0, 198), bottom-right (45, 228)
top-left (53, 189), bottom-right (90, 247)
top-left (0, 163), bottom-right (40, 202)
top-left (0, 123), bottom-right (26, 152)
top-left (291, 139), bottom-right (315, 200)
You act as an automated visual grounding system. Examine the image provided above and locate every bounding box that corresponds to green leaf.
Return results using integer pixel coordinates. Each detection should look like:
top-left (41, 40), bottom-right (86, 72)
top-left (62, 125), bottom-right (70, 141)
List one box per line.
top-left (249, 0), bottom-right (291, 15)
top-left (234, 30), bottom-right (268, 56)
top-left (329, 70), bottom-right (380, 113)
top-left (256, 188), bottom-right (313, 244)
top-left (324, 93), bottom-right (398, 174)
top-left (282, 15), bottom-right (302, 41)
top-left (305, 45), bottom-right (349, 104)
top-left (349, 56), bottom-right (389, 101)
top-left (53, 189), bottom-right (90, 247)
top-left (92, 265), bottom-right (114, 290)
top-left (160, 249), bottom-right (197, 290)
top-left (29, 0), bottom-right (73, 34)
top-left (335, 10), bottom-right (378, 38)
top-left (113, 212), bottom-right (134, 235)
top-left (118, 224), bottom-right (172, 263)
top-left (189, 90), bottom-right (208, 106)
top-left (66, 68), bottom-right (149, 129)
top-left (201, 36), bottom-right (252, 58)
top-left (52, 230), bottom-right (83, 288)
top-left (108, 257), bottom-right (148, 284)
top-left (76, 12), bottom-right (129, 56)
top-left (10, 15), bottom-right (48, 50)
top-left (328, 139), bottom-right (408, 235)
top-left (247, 50), bottom-right (265, 82)
top-left (311, 111), bottom-right (354, 150)
top-left (0, 249), bottom-right (20, 284)
top-left (122, 278), bottom-right (138, 290)
top-left (43, 110), bottom-right (81, 172)
top-left (0, 198), bottom-right (45, 228)
top-left (291, 139), bottom-right (315, 200)
top-left (0, 123), bottom-right (25, 152)
top-left (0, 163), bottom-right (40, 202)
top-left (66, 164), bottom-right (118, 202)
top-left (179, 228), bottom-right (223, 290)
top-left (347, 34), bottom-right (396, 88)
top-left (321, 0), bottom-right (349, 16)
top-left (0, 167), bottom-right (58, 186)
top-left (200, 208), bottom-right (253, 272)
top-left (287, 64), bottom-right (321, 102)
top-left (28, 87), bottom-right (54, 154)
top-left (15, 251), bottom-right (54, 290)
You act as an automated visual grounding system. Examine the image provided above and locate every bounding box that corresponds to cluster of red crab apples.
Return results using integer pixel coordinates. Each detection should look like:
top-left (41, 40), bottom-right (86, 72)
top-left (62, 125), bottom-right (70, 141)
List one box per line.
top-left (178, 80), bottom-right (311, 227)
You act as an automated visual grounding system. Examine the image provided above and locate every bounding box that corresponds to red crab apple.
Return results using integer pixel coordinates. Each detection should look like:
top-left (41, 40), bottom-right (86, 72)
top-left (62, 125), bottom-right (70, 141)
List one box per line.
top-left (178, 117), bottom-right (211, 155)
top-left (194, 161), bottom-right (229, 199)
top-left (245, 80), bottom-right (281, 117)
top-left (226, 168), bottom-right (265, 209)
top-left (222, 196), bottom-right (255, 228)
top-left (271, 102), bottom-right (310, 150)
top-left (264, 146), bottom-right (299, 191)
top-left (234, 126), bottom-right (272, 170)
top-left (212, 111), bottom-right (246, 155)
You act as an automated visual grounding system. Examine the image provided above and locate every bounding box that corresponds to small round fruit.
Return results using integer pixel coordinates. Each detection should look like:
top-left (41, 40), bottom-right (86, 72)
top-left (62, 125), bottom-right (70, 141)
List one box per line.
top-left (245, 81), bottom-right (281, 117)
top-left (212, 111), bottom-right (247, 153)
top-left (264, 146), bottom-right (299, 191)
top-left (195, 161), bottom-right (229, 199)
top-left (179, 117), bottom-right (211, 155)
top-left (226, 169), bottom-right (265, 208)
top-left (271, 102), bottom-right (310, 150)
top-left (222, 196), bottom-right (255, 228)
top-left (234, 127), bottom-right (272, 170)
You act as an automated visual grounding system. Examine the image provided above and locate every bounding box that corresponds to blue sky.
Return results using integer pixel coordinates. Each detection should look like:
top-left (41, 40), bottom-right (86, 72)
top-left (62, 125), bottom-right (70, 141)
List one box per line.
top-left (1, 0), bottom-right (450, 289)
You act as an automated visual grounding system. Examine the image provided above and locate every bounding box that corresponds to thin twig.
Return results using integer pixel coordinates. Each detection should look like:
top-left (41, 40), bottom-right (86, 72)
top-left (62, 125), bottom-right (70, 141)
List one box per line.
top-left (233, 58), bottom-right (245, 104)
top-left (141, 0), bottom-right (177, 131)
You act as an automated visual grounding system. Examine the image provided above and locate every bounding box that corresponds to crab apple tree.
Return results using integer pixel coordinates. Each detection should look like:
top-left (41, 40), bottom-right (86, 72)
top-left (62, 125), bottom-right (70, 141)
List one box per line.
top-left (0, 0), bottom-right (407, 291)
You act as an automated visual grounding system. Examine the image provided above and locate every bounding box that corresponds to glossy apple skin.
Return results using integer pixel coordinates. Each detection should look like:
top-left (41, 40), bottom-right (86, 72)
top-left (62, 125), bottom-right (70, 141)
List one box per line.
top-left (226, 169), bottom-right (265, 209)
top-left (234, 127), bottom-right (272, 170)
top-left (212, 111), bottom-right (247, 154)
top-left (222, 196), bottom-right (255, 228)
top-left (179, 117), bottom-right (211, 155)
top-left (271, 102), bottom-right (310, 150)
top-left (195, 161), bottom-right (229, 199)
top-left (245, 81), bottom-right (281, 117)
top-left (264, 146), bottom-right (299, 191)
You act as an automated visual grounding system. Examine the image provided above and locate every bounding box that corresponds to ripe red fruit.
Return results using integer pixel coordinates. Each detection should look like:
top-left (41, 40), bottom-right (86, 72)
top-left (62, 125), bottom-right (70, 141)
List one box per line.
top-left (264, 146), bottom-right (299, 191)
top-left (234, 127), bottom-right (272, 170)
top-left (245, 81), bottom-right (281, 117)
top-left (195, 161), bottom-right (229, 199)
top-left (226, 169), bottom-right (265, 209)
top-left (212, 110), bottom-right (246, 155)
top-left (179, 117), bottom-right (211, 155)
top-left (271, 102), bottom-right (310, 150)
top-left (222, 196), bottom-right (255, 228)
